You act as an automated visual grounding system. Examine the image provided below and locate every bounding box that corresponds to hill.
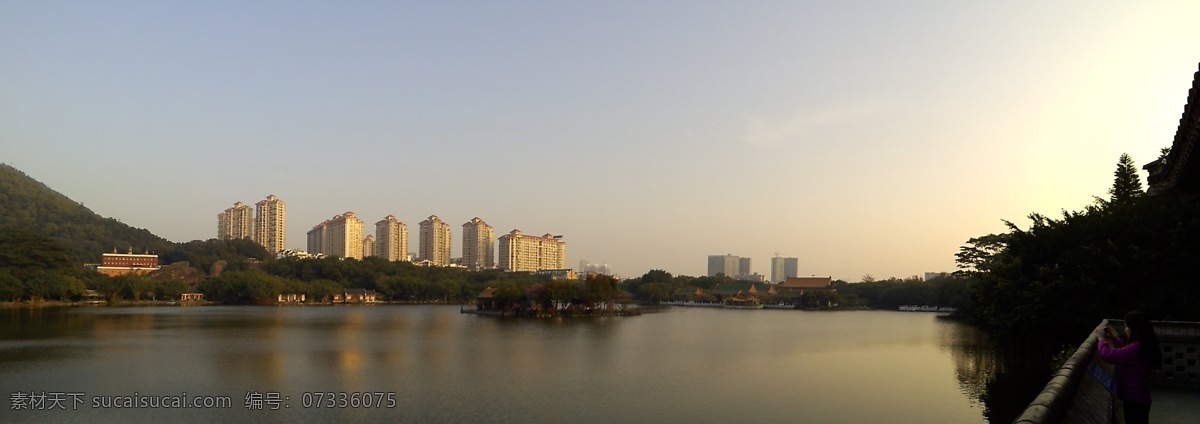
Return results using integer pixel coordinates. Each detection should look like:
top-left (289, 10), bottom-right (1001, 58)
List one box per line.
top-left (0, 163), bottom-right (173, 263)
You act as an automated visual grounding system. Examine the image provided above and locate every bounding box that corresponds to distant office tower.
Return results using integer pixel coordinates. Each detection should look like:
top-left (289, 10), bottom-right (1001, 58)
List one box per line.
top-left (462, 217), bottom-right (495, 271)
top-left (579, 259), bottom-right (614, 276)
top-left (307, 212), bottom-right (364, 259)
top-left (253, 195), bottom-right (287, 253)
top-left (498, 230), bottom-right (566, 272)
top-left (707, 254), bottom-right (741, 278)
top-left (217, 202), bottom-right (254, 241)
top-left (924, 272), bottom-right (952, 281)
top-left (362, 235), bottom-right (374, 258)
top-left (739, 257), bottom-right (752, 276)
top-left (419, 215), bottom-right (452, 266)
top-left (374, 215), bottom-right (409, 262)
top-left (771, 256), bottom-right (799, 283)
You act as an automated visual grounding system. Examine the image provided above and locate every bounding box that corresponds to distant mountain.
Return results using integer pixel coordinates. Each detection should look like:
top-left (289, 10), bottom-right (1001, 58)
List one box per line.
top-left (0, 163), bottom-right (173, 263)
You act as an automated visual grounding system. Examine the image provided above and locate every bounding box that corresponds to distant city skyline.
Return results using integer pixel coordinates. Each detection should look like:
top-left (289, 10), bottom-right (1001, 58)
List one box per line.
top-left (5, 2), bottom-right (1199, 280)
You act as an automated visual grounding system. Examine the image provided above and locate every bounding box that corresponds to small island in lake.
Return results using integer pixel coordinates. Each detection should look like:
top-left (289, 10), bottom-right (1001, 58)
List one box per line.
top-left (463, 276), bottom-right (640, 318)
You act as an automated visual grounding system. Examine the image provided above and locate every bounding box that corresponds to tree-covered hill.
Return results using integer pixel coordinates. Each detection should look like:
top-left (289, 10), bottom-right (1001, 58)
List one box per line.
top-left (0, 163), bottom-right (173, 263)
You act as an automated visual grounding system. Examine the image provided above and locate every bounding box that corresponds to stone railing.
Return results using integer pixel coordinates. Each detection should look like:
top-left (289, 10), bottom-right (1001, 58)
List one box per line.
top-left (1013, 320), bottom-right (1200, 424)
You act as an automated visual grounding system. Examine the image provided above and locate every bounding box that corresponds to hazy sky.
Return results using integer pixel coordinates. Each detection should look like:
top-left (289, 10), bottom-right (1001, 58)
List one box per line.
top-left (3, 1), bottom-right (1199, 280)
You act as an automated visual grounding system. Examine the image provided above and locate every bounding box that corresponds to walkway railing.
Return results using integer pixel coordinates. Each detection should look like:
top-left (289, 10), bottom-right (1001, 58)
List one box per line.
top-left (1014, 320), bottom-right (1200, 424)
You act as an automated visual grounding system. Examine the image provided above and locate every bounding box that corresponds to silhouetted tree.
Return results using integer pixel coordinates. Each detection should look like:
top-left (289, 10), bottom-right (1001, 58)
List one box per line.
top-left (1109, 153), bottom-right (1143, 204)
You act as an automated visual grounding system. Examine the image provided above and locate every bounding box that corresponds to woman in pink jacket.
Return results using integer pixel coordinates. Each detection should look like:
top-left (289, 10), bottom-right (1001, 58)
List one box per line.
top-left (1097, 311), bottom-right (1162, 424)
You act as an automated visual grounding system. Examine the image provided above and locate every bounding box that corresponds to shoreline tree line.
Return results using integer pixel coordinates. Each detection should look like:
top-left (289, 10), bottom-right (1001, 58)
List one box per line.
top-left (4, 154), bottom-right (1197, 347)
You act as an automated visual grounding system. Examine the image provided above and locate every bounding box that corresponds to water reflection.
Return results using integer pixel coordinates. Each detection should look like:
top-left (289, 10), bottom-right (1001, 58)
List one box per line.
top-left (938, 317), bottom-right (1057, 424)
top-left (0, 306), bottom-right (1056, 423)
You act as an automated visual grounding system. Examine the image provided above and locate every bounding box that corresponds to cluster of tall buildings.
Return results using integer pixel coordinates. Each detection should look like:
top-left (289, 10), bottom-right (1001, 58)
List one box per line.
top-left (217, 195), bottom-right (286, 253)
top-left (306, 214), bottom-right (565, 272)
top-left (707, 254), bottom-right (799, 283)
top-left (217, 197), bottom-right (569, 272)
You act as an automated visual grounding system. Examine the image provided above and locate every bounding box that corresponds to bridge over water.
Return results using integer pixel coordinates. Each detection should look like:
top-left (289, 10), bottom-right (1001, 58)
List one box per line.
top-left (1014, 320), bottom-right (1200, 424)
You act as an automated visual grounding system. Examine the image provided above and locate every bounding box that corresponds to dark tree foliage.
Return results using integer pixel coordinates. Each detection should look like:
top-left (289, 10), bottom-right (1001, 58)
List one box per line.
top-left (959, 192), bottom-right (1200, 341)
top-left (833, 276), bottom-right (970, 310)
top-left (1109, 153), bottom-right (1143, 204)
top-left (159, 238), bottom-right (271, 275)
top-left (259, 256), bottom-right (548, 303)
top-left (199, 269), bottom-right (289, 304)
top-left (0, 229), bottom-right (87, 301)
top-left (0, 229), bottom-right (75, 276)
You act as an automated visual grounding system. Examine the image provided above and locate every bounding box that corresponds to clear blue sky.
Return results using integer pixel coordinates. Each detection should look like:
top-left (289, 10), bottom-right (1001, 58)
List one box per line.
top-left (3, 1), bottom-right (1198, 280)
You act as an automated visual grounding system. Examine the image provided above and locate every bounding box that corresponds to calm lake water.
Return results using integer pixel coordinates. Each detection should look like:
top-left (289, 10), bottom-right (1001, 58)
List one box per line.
top-left (0, 305), bottom-right (1034, 423)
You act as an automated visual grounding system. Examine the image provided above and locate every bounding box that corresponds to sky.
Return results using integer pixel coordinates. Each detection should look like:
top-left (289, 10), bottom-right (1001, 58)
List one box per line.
top-left (3, 1), bottom-right (1199, 281)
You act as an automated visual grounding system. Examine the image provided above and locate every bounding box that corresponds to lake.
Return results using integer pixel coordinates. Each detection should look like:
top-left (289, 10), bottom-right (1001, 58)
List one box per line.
top-left (0, 305), bottom-right (1034, 423)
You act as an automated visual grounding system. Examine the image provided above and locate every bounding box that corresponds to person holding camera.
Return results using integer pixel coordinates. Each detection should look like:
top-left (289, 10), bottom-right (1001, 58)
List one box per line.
top-left (1096, 311), bottom-right (1163, 424)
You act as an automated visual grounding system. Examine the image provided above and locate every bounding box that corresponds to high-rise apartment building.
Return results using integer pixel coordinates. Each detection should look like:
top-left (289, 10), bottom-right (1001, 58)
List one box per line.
top-left (307, 212), bottom-right (364, 259)
top-left (739, 257), bottom-right (752, 276)
top-left (771, 256), bottom-right (799, 283)
top-left (307, 221), bottom-right (327, 255)
top-left (362, 235), bottom-right (374, 258)
top-left (253, 195), bottom-right (287, 253)
top-left (498, 230), bottom-right (566, 272)
top-left (374, 215), bottom-right (408, 262)
top-left (419, 215), bottom-right (452, 266)
top-left (217, 202), bottom-right (253, 241)
top-left (462, 217), bottom-right (495, 271)
top-left (707, 254), bottom-right (741, 278)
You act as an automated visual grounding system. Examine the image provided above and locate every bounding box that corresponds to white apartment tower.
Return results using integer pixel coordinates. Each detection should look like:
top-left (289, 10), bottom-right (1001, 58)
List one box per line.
top-left (462, 217), bottom-right (495, 271)
top-left (308, 212), bottom-right (364, 259)
top-left (419, 215), bottom-right (452, 266)
top-left (253, 195), bottom-right (287, 253)
top-left (374, 215), bottom-right (409, 262)
top-left (362, 235), bottom-right (374, 258)
top-left (217, 202), bottom-right (254, 241)
top-left (498, 230), bottom-right (566, 272)
top-left (306, 221), bottom-right (327, 255)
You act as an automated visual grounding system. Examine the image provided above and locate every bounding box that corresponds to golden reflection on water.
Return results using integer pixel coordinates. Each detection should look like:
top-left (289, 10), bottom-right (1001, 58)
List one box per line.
top-left (0, 305), bottom-right (1014, 423)
top-left (334, 307), bottom-right (367, 377)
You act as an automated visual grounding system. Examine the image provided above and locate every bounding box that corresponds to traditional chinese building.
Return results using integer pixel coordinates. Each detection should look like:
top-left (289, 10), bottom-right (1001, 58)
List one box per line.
top-left (1144, 62), bottom-right (1200, 199)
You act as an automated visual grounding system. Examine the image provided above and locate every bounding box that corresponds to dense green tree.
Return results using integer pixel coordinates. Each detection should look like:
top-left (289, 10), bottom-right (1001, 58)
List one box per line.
top-left (160, 238), bottom-right (270, 275)
top-left (635, 282), bottom-right (674, 303)
top-left (0, 271), bottom-right (24, 301)
top-left (642, 269), bottom-right (672, 284)
top-left (306, 279), bottom-right (344, 303)
top-left (0, 229), bottom-right (75, 278)
top-left (199, 269), bottom-right (286, 304)
top-left (582, 274), bottom-right (620, 306)
top-left (955, 234), bottom-right (1010, 274)
top-left (959, 159), bottom-right (1200, 340)
top-left (834, 276), bottom-right (937, 309)
top-left (157, 280), bottom-right (187, 301)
